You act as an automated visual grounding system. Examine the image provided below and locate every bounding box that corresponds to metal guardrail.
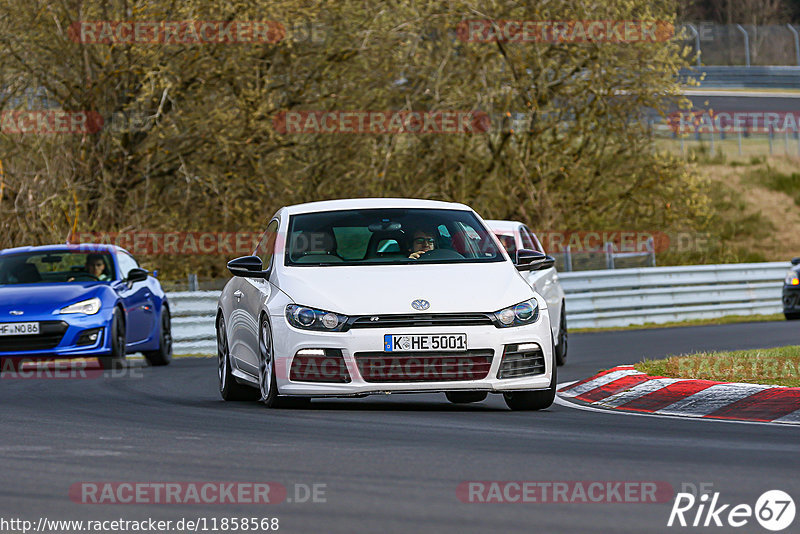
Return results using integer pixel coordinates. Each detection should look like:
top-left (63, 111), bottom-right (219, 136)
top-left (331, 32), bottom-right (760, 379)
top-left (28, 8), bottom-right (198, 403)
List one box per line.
top-left (166, 262), bottom-right (791, 353)
top-left (679, 66), bottom-right (800, 89)
top-left (560, 262), bottom-right (790, 328)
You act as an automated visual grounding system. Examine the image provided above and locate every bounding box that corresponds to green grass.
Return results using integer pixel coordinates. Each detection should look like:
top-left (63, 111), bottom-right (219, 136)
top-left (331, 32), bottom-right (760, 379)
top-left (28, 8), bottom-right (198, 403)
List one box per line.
top-left (635, 345), bottom-right (800, 387)
top-left (745, 166), bottom-right (800, 207)
top-left (572, 313), bottom-right (785, 333)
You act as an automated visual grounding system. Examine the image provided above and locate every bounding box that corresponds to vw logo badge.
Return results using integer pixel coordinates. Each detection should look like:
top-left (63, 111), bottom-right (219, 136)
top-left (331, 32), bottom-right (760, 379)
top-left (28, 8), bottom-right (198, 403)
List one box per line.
top-left (411, 299), bottom-right (430, 311)
top-left (9, 310), bottom-right (23, 316)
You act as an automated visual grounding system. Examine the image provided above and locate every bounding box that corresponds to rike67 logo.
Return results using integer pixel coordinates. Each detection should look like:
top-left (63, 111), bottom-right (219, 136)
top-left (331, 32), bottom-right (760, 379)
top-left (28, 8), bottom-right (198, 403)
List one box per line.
top-left (668, 488), bottom-right (795, 531)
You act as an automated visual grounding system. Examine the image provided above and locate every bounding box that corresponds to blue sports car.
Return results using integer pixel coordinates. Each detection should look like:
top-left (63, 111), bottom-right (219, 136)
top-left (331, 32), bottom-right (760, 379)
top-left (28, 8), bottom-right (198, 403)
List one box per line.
top-left (0, 244), bottom-right (171, 369)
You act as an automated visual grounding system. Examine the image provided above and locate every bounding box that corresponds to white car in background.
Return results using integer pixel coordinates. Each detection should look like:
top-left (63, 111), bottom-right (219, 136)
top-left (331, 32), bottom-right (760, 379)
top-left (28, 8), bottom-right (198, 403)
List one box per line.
top-left (216, 198), bottom-right (559, 410)
top-left (484, 220), bottom-right (567, 366)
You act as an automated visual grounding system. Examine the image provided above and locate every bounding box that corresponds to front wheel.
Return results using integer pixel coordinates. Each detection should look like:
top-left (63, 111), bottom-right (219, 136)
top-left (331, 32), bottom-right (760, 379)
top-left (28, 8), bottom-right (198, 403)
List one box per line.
top-left (143, 305), bottom-right (172, 366)
top-left (259, 318), bottom-right (310, 409)
top-left (503, 337), bottom-right (557, 411)
top-left (99, 308), bottom-right (126, 370)
top-left (555, 303), bottom-right (568, 366)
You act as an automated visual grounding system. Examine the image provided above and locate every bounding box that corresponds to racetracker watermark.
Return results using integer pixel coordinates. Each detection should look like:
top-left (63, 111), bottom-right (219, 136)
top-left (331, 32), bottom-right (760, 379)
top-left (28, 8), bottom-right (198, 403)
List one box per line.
top-left (457, 481), bottom-right (674, 503)
top-left (0, 358), bottom-right (143, 380)
top-left (669, 111), bottom-right (800, 134)
top-left (273, 111), bottom-right (491, 134)
top-left (457, 20), bottom-right (674, 43)
top-left (69, 482), bottom-right (327, 504)
top-left (68, 21), bottom-right (285, 44)
top-left (68, 232), bottom-right (262, 256)
top-left (0, 111), bottom-right (103, 134)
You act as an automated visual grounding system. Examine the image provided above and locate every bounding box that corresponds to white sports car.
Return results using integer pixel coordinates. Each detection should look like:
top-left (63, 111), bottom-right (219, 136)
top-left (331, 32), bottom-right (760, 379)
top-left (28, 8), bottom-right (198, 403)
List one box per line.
top-left (216, 198), bottom-right (558, 410)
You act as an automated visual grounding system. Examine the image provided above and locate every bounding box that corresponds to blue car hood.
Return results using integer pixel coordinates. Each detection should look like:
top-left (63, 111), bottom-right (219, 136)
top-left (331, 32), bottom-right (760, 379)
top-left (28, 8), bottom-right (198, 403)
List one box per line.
top-left (0, 283), bottom-right (107, 317)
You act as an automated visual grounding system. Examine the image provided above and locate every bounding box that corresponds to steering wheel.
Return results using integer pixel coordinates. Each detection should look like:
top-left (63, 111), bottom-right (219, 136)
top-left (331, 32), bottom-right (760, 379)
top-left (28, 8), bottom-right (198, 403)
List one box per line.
top-left (69, 273), bottom-right (99, 281)
top-left (414, 248), bottom-right (465, 261)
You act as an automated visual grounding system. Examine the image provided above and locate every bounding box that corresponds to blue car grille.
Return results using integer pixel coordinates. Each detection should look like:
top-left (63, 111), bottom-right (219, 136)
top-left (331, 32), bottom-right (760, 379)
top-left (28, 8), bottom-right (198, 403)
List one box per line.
top-left (0, 321), bottom-right (69, 352)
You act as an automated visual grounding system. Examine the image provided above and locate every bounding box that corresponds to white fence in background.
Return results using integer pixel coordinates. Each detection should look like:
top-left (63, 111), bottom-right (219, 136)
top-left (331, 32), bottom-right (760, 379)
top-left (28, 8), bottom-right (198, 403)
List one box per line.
top-left (167, 262), bottom-right (791, 353)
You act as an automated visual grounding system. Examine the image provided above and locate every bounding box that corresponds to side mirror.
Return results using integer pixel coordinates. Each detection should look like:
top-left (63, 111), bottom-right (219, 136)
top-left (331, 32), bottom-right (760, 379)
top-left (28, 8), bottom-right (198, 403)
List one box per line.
top-left (227, 256), bottom-right (267, 278)
top-left (515, 249), bottom-right (555, 271)
top-left (792, 257), bottom-right (800, 266)
top-left (125, 268), bottom-right (149, 284)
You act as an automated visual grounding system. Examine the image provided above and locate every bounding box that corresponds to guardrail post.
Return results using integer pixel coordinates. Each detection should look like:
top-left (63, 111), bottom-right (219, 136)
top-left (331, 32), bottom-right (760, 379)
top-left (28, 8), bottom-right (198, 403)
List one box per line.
top-left (188, 273), bottom-right (199, 291)
top-left (564, 245), bottom-right (572, 272)
top-left (604, 242), bottom-right (615, 270)
top-left (788, 25), bottom-right (800, 66)
top-left (736, 25), bottom-right (750, 67)
top-left (647, 237), bottom-right (656, 267)
top-left (769, 125), bottom-right (774, 155)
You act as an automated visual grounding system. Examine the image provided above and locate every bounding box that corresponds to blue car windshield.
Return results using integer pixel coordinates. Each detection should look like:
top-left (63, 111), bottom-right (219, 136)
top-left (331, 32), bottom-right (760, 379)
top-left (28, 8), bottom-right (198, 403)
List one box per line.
top-left (285, 208), bottom-right (504, 266)
top-left (0, 251), bottom-right (116, 285)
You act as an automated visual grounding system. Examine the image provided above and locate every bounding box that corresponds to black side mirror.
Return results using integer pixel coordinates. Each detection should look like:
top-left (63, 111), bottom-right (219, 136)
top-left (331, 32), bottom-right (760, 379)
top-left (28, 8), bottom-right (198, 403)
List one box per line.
top-left (227, 256), bottom-right (267, 278)
top-left (515, 249), bottom-right (556, 271)
top-left (792, 257), bottom-right (800, 266)
top-left (125, 268), bottom-right (149, 284)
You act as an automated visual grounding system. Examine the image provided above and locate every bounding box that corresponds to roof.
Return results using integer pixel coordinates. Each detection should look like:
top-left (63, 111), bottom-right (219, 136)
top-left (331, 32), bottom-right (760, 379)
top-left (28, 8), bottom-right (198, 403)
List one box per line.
top-left (483, 219), bottom-right (525, 233)
top-left (0, 243), bottom-right (124, 256)
top-left (284, 198), bottom-right (472, 215)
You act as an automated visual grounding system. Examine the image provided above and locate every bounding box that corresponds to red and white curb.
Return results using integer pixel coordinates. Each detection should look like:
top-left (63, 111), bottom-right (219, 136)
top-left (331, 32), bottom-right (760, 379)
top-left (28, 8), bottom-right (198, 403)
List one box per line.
top-left (558, 366), bottom-right (800, 425)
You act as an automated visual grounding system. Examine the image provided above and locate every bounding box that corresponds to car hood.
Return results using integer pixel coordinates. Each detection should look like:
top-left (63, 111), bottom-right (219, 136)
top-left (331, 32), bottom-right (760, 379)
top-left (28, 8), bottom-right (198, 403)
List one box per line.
top-left (275, 262), bottom-right (539, 315)
top-left (0, 283), bottom-right (107, 318)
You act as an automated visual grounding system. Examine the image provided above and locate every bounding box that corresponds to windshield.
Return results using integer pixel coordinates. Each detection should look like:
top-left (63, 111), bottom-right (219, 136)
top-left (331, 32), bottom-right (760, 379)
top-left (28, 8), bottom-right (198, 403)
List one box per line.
top-left (0, 251), bottom-right (116, 285)
top-left (285, 208), bottom-right (504, 266)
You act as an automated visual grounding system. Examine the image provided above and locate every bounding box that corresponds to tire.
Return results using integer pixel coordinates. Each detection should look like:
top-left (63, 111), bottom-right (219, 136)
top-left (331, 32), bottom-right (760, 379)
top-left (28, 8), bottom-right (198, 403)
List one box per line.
top-left (555, 302), bottom-right (568, 366)
top-left (143, 305), bottom-right (172, 366)
top-left (445, 391), bottom-right (488, 404)
top-left (258, 317), bottom-right (310, 409)
top-left (503, 336), bottom-right (557, 411)
top-left (785, 312), bottom-right (800, 321)
top-left (217, 315), bottom-right (259, 401)
top-left (99, 307), bottom-right (127, 370)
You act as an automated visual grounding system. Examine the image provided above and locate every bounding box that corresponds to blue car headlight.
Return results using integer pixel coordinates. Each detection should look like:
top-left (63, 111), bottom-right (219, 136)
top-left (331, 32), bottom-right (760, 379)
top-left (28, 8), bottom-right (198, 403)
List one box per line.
top-left (493, 299), bottom-right (539, 328)
top-left (60, 297), bottom-right (102, 315)
top-left (285, 304), bottom-right (349, 332)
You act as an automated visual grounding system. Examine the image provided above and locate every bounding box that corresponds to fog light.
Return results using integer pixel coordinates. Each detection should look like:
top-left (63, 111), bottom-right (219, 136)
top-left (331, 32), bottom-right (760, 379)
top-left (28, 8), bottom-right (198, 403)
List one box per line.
top-left (76, 328), bottom-right (103, 346)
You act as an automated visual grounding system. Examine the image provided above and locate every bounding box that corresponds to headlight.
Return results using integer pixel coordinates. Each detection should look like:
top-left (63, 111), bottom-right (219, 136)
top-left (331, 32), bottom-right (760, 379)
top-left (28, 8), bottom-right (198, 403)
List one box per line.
top-left (60, 297), bottom-right (102, 315)
top-left (493, 299), bottom-right (539, 328)
top-left (285, 304), bottom-right (349, 332)
top-left (787, 271), bottom-right (800, 286)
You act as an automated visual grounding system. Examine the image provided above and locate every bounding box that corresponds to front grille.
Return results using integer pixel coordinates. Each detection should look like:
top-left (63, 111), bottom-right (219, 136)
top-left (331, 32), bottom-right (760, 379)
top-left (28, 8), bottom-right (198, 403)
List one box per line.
top-left (497, 343), bottom-right (545, 379)
top-left (289, 349), bottom-right (351, 383)
top-left (354, 350), bottom-right (493, 382)
top-left (784, 294), bottom-right (798, 308)
top-left (0, 321), bottom-right (69, 352)
top-left (348, 313), bottom-right (494, 330)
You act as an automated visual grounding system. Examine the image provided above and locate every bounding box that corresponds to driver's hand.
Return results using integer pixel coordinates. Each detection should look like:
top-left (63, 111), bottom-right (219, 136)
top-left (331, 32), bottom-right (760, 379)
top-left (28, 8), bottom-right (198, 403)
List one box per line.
top-left (67, 277), bottom-right (75, 282)
top-left (408, 250), bottom-right (427, 260)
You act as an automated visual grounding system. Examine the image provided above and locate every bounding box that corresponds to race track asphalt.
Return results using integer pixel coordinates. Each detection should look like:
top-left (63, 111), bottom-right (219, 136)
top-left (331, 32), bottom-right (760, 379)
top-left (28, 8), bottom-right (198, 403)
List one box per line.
top-left (1, 320), bottom-right (799, 534)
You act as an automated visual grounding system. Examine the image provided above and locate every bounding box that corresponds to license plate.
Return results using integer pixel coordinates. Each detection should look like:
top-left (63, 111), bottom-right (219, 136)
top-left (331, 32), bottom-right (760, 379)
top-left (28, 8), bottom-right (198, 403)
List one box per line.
top-left (384, 333), bottom-right (467, 352)
top-left (0, 322), bottom-right (40, 336)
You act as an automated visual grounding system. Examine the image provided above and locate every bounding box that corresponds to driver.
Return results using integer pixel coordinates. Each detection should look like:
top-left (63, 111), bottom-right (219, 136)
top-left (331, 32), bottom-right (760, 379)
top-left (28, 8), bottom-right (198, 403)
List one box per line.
top-left (407, 228), bottom-right (437, 260)
top-left (69, 254), bottom-right (111, 282)
top-left (85, 254), bottom-right (111, 281)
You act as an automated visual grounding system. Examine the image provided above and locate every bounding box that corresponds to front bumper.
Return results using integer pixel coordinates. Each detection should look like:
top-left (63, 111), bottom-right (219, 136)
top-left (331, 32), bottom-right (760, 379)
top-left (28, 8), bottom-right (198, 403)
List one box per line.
top-left (0, 310), bottom-right (112, 359)
top-left (271, 313), bottom-right (553, 396)
top-left (783, 286), bottom-right (800, 313)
